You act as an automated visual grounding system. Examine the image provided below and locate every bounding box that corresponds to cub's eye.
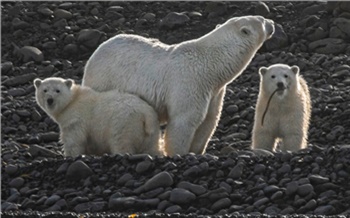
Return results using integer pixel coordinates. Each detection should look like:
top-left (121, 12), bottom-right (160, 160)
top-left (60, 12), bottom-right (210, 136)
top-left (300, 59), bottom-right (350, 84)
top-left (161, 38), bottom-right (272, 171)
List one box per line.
top-left (271, 75), bottom-right (275, 79)
top-left (56, 90), bottom-right (60, 93)
top-left (43, 89), bottom-right (47, 93)
top-left (284, 74), bottom-right (288, 78)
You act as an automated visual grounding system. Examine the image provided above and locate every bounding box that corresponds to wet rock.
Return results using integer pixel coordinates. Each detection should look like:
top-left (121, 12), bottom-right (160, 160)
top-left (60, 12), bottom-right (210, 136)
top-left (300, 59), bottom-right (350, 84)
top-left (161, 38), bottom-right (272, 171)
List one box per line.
top-left (77, 29), bottom-right (105, 48)
top-left (28, 144), bottom-right (61, 158)
top-left (169, 188), bottom-right (196, 204)
top-left (5, 164), bottom-right (18, 175)
top-left (309, 38), bottom-right (347, 54)
top-left (9, 177), bottom-right (25, 189)
top-left (297, 184), bottom-right (314, 197)
top-left (178, 181), bottom-right (206, 195)
top-left (143, 171), bottom-right (173, 192)
top-left (211, 197), bottom-right (231, 211)
top-left (264, 23), bottom-right (288, 50)
top-left (3, 73), bottom-right (37, 87)
top-left (18, 46), bottom-right (44, 62)
top-left (255, 2), bottom-right (270, 17)
top-left (159, 12), bottom-right (190, 30)
top-left (66, 160), bottom-right (93, 181)
top-left (314, 205), bottom-right (336, 215)
top-left (205, 2), bottom-right (227, 18)
top-left (54, 9), bottom-right (73, 19)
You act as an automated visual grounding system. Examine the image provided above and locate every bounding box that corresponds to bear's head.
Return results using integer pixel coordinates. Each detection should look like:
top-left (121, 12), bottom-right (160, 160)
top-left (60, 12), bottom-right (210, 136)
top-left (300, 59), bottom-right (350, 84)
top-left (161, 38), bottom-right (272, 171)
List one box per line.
top-left (259, 64), bottom-right (300, 98)
top-left (34, 77), bottom-right (75, 116)
top-left (215, 15), bottom-right (274, 50)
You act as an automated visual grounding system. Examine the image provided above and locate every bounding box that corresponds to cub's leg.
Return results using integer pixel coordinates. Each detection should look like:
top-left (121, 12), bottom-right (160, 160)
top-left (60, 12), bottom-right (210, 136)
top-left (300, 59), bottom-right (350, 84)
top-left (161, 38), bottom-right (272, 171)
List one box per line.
top-left (252, 130), bottom-right (276, 152)
top-left (61, 128), bottom-right (87, 157)
top-left (190, 87), bottom-right (226, 154)
top-left (281, 132), bottom-right (306, 152)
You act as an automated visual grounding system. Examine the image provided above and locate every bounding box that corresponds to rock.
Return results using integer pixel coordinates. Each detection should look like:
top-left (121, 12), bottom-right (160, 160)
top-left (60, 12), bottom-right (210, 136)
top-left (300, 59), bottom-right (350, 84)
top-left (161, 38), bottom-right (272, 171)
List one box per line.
top-left (38, 7), bottom-right (54, 16)
top-left (314, 205), bottom-right (336, 215)
top-left (28, 144), bottom-right (61, 158)
top-left (66, 160), bottom-right (93, 181)
top-left (228, 163), bottom-right (243, 179)
top-left (297, 184), bottom-right (314, 197)
top-left (255, 2), bottom-right (270, 17)
top-left (286, 181), bottom-right (298, 195)
top-left (74, 201), bottom-right (106, 213)
top-left (264, 23), bottom-right (288, 50)
top-left (205, 2), bottom-right (227, 18)
top-left (159, 12), bottom-right (190, 30)
top-left (9, 177), bottom-right (25, 189)
top-left (12, 18), bottom-right (30, 29)
top-left (165, 205), bottom-right (182, 213)
top-left (169, 188), bottom-right (196, 204)
top-left (253, 197), bottom-right (269, 207)
top-left (54, 9), bottom-right (72, 19)
top-left (18, 46), bottom-right (44, 62)
top-left (44, 194), bottom-right (61, 206)
top-left (211, 198), bottom-right (231, 211)
top-left (1, 62), bottom-right (13, 74)
top-left (5, 164), bottom-right (18, 175)
top-left (309, 38), bottom-right (347, 54)
top-left (309, 174), bottom-right (329, 184)
top-left (77, 29), bottom-right (105, 48)
top-left (178, 181), bottom-right (207, 195)
top-left (3, 73), bottom-right (37, 87)
top-left (143, 171), bottom-right (173, 192)
top-left (135, 160), bottom-right (153, 173)
top-left (333, 18), bottom-right (350, 37)
top-left (306, 27), bottom-right (328, 41)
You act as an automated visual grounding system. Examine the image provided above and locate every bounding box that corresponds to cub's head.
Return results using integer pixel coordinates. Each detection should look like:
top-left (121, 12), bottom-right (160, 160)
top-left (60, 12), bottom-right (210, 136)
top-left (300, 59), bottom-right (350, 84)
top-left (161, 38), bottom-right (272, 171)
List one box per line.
top-left (259, 64), bottom-right (300, 98)
top-left (34, 77), bottom-right (75, 116)
top-left (216, 15), bottom-right (274, 49)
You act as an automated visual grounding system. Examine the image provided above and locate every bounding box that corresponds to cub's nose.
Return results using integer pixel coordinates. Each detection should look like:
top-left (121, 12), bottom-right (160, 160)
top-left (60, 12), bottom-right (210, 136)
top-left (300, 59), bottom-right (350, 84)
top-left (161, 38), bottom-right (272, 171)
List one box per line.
top-left (277, 82), bottom-right (284, 89)
top-left (47, 98), bottom-right (54, 106)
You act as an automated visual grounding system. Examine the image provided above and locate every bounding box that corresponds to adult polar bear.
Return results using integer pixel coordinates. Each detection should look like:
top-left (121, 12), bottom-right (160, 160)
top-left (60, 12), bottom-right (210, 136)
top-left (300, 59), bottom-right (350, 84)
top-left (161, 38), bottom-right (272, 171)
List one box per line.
top-left (83, 15), bottom-right (275, 156)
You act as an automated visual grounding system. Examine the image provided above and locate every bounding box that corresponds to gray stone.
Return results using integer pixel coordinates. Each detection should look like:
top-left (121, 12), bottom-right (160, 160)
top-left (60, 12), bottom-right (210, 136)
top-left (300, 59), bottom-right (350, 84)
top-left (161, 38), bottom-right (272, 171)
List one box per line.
top-left (12, 18), bottom-right (30, 30)
top-left (3, 73), bottom-right (37, 87)
top-left (265, 23), bottom-right (288, 50)
top-left (306, 27), bottom-right (328, 41)
top-left (178, 181), bottom-right (206, 195)
top-left (334, 18), bottom-right (350, 37)
top-left (228, 163), bottom-right (243, 179)
top-left (297, 184), bottom-right (314, 197)
top-left (66, 160), bottom-right (93, 181)
top-left (143, 171), bottom-right (173, 192)
top-left (1, 61), bottom-right (13, 73)
top-left (160, 12), bottom-right (190, 30)
top-left (211, 197), bottom-right (231, 211)
top-left (78, 29), bottom-right (104, 48)
top-left (74, 201), bottom-right (106, 213)
top-left (314, 205), bottom-right (336, 215)
top-left (117, 173), bottom-right (133, 185)
top-left (9, 177), bottom-right (25, 189)
top-left (56, 162), bottom-right (69, 174)
top-left (44, 194), bottom-right (61, 206)
top-left (253, 197), bottom-right (269, 207)
top-left (286, 181), bottom-right (298, 195)
top-left (271, 191), bottom-right (283, 201)
top-left (143, 13), bottom-right (156, 22)
top-left (255, 2), bottom-right (270, 17)
top-left (54, 9), bottom-right (72, 19)
top-left (170, 188), bottom-right (196, 204)
top-left (205, 2), bottom-right (227, 18)
top-left (28, 144), bottom-right (60, 158)
top-left (38, 7), bottom-right (53, 16)
top-left (309, 38), bottom-right (346, 54)
top-left (135, 160), bottom-right (153, 173)
top-left (304, 199), bottom-right (317, 210)
top-left (309, 174), bottom-right (329, 184)
top-left (5, 164), bottom-right (18, 175)
top-left (165, 205), bottom-right (182, 213)
top-left (18, 46), bottom-right (44, 62)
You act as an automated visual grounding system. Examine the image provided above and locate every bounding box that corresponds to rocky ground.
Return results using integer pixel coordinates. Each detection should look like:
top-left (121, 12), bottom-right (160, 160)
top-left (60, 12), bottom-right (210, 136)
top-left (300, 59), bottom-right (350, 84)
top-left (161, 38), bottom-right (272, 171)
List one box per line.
top-left (1, 1), bottom-right (350, 218)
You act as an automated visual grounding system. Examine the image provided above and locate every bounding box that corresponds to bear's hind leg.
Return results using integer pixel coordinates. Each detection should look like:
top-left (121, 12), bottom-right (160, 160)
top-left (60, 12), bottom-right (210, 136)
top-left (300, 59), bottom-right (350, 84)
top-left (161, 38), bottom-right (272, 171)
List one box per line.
top-left (282, 133), bottom-right (306, 152)
top-left (190, 88), bottom-right (225, 154)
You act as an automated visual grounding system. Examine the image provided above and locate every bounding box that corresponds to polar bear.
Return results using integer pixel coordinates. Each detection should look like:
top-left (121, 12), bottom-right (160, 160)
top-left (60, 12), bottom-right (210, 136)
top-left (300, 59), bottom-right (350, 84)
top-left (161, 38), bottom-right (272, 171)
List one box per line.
top-left (252, 64), bottom-right (311, 152)
top-left (34, 77), bottom-right (162, 157)
top-left (82, 16), bottom-right (275, 156)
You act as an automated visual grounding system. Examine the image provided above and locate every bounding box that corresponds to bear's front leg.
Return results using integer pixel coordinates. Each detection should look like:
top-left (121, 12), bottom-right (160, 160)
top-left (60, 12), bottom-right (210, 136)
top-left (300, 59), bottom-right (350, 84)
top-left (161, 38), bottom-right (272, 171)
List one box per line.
top-left (61, 127), bottom-right (87, 157)
top-left (252, 129), bottom-right (276, 152)
top-left (281, 132), bottom-right (306, 152)
top-left (190, 87), bottom-right (226, 154)
top-left (164, 99), bottom-right (209, 156)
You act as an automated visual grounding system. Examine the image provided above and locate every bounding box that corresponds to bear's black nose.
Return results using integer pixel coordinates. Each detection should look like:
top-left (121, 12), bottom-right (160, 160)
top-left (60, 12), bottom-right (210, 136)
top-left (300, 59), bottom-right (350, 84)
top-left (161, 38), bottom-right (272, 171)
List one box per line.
top-left (47, 98), bottom-right (54, 106)
top-left (277, 82), bottom-right (284, 89)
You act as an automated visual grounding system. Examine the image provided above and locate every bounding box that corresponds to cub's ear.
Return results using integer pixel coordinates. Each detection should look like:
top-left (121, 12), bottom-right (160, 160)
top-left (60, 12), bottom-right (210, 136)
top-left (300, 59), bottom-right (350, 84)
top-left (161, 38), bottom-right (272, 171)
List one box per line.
top-left (291, 65), bottom-right (300, 75)
top-left (34, 78), bottom-right (42, 88)
top-left (64, 79), bottom-right (75, 88)
top-left (215, 24), bottom-right (221, 29)
top-left (240, 26), bottom-right (251, 36)
top-left (259, 67), bottom-right (268, 76)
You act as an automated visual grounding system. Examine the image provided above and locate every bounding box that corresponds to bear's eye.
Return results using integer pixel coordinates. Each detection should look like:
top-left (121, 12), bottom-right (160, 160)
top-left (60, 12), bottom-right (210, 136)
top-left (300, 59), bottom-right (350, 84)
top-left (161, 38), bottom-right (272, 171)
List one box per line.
top-left (43, 89), bottom-right (47, 93)
top-left (271, 75), bottom-right (275, 79)
top-left (241, 28), bottom-right (250, 35)
top-left (56, 90), bottom-right (60, 93)
top-left (284, 74), bottom-right (288, 78)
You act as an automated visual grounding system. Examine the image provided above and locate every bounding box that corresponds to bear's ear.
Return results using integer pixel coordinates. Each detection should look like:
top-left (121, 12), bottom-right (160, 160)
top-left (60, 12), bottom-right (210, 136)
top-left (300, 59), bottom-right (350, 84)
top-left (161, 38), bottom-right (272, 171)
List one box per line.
top-left (34, 78), bottom-right (42, 88)
top-left (291, 65), bottom-right (300, 75)
top-left (64, 79), bottom-right (75, 89)
top-left (215, 24), bottom-right (221, 29)
top-left (240, 26), bottom-right (251, 36)
top-left (259, 67), bottom-right (268, 76)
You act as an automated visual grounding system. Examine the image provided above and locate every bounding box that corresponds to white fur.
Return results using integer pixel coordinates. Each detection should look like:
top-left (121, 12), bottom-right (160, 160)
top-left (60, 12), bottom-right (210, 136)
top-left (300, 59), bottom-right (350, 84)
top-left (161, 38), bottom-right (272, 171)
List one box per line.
top-left (83, 16), bottom-right (275, 156)
top-left (34, 77), bottom-right (162, 157)
top-left (252, 64), bottom-right (312, 152)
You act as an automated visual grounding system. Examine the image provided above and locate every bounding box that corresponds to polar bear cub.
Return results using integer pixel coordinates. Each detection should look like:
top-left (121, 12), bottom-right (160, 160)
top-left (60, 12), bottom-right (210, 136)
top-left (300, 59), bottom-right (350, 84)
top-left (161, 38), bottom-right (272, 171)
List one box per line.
top-left (82, 15), bottom-right (275, 156)
top-left (34, 77), bottom-right (163, 157)
top-left (252, 64), bottom-right (311, 152)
